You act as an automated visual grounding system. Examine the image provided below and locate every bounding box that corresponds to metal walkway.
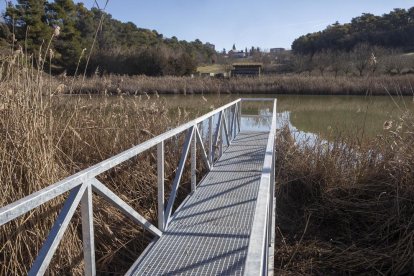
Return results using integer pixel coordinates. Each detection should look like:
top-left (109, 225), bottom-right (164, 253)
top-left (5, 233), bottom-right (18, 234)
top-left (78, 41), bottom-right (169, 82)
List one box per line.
top-left (0, 98), bottom-right (276, 276)
top-left (129, 131), bottom-right (269, 275)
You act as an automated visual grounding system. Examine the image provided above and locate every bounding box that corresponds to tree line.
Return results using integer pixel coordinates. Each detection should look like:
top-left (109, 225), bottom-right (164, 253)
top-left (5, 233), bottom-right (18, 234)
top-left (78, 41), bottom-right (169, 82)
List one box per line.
top-left (292, 7), bottom-right (414, 54)
top-left (0, 0), bottom-right (217, 76)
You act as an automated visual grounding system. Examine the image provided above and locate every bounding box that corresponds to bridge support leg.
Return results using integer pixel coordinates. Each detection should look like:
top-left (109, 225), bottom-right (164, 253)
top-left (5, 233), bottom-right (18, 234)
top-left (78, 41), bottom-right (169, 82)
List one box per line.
top-left (157, 142), bottom-right (165, 231)
top-left (208, 117), bottom-right (213, 167)
top-left (191, 129), bottom-right (197, 192)
top-left (268, 149), bottom-right (276, 247)
top-left (81, 184), bottom-right (96, 276)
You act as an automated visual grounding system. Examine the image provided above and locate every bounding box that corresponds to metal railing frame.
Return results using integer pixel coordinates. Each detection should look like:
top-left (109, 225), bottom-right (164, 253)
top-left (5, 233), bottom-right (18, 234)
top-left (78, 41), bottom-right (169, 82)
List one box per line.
top-left (243, 98), bottom-right (277, 276)
top-left (0, 98), bottom-right (251, 276)
top-left (0, 97), bottom-right (276, 275)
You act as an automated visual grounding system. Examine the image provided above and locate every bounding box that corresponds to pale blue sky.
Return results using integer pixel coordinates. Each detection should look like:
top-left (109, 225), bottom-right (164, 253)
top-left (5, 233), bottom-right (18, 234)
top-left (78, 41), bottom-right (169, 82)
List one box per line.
top-left (3, 1), bottom-right (414, 50)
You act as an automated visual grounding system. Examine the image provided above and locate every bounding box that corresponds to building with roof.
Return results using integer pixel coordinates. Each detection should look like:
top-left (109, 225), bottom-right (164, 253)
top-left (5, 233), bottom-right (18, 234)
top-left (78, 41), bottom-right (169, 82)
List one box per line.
top-left (231, 63), bottom-right (263, 77)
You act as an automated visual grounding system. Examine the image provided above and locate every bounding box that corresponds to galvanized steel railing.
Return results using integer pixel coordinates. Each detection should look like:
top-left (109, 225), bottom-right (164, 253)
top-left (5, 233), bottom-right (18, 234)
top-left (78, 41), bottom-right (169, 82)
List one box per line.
top-left (244, 98), bottom-right (277, 276)
top-left (0, 97), bottom-right (277, 275)
top-left (0, 99), bottom-right (242, 276)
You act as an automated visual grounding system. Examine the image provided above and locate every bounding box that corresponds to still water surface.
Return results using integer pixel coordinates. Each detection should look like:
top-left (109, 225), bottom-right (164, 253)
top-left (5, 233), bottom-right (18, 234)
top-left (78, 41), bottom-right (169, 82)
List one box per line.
top-left (161, 94), bottom-right (413, 142)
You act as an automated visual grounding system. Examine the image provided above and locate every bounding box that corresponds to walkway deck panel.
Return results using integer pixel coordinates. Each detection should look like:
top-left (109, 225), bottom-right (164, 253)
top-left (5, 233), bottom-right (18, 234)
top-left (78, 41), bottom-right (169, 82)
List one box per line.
top-left (129, 131), bottom-right (269, 276)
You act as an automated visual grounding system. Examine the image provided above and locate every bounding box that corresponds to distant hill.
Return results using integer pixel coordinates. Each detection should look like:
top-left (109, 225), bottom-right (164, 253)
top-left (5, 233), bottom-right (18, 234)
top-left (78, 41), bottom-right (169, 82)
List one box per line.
top-left (292, 7), bottom-right (414, 54)
top-left (1, 0), bottom-right (216, 76)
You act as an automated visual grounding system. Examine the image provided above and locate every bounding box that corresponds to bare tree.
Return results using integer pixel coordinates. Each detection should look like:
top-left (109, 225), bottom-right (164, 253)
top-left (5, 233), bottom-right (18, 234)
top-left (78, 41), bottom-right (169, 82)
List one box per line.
top-left (351, 43), bottom-right (372, 76)
top-left (293, 54), bottom-right (313, 75)
top-left (312, 50), bottom-right (331, 76)
top-left (381, 49), bottom-right (409, 75)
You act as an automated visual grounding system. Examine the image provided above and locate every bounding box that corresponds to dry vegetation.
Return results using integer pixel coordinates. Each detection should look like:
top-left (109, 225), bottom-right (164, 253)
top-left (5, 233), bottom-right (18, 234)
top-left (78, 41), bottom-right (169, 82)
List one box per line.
top-left (69, 74), bottom-right (414, 96)
top-left (0, 51), bottom-right (210, 274)
top-left (1, 48), bottom-right (414, 275)
top-left (275, 117), bottom-right (414, 274)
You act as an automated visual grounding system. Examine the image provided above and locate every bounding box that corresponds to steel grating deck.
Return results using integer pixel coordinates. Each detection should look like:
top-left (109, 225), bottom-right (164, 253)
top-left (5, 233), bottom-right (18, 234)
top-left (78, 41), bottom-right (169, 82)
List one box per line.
top-left (129, 131), bottom-right (270, 276)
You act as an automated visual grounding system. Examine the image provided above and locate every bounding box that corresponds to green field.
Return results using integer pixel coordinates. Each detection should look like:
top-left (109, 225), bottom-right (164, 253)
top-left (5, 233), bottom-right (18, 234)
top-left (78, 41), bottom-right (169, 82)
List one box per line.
top-left (196, 64), bottom-right (227, 74)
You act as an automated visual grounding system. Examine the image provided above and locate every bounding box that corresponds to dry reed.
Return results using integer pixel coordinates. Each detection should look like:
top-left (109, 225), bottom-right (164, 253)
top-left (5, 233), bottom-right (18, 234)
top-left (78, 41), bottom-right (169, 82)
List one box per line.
top-left (275, 110), bottom-right (414, 275)
top-left (66, 74), bottom-right (414, 96)
top-left (0, 50), bottom-right (207, 274)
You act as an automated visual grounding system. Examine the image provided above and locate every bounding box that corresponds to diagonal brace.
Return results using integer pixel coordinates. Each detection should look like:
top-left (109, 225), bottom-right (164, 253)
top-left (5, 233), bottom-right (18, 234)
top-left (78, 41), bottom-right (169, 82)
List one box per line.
top-left (90, 178), bottom-right (162, 237)
top-left (164, 127), bottom-right (194, 228)
top-left (29, 184), bottom-right (87, 276)
top-left (195, 126), bottom-right (211, 170)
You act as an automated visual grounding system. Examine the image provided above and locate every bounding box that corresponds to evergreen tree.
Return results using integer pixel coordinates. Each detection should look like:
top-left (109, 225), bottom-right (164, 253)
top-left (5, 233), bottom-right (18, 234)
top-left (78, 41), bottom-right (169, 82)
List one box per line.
top-left (5, 0), bottom-right (52, 53)
top-left (1, 0), bottom-right (216, 76)
top-left (49, 0), bottom-right (83, 72)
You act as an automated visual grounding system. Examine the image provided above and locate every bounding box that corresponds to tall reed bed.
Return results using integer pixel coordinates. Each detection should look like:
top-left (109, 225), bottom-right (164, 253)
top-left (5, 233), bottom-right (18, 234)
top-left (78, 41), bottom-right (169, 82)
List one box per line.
top-left (0, 51), bottom-right (207, 274)
top-left (69, 74), bottom-right (414, 96)
top-left (275, 110), bottom-right (414, 274)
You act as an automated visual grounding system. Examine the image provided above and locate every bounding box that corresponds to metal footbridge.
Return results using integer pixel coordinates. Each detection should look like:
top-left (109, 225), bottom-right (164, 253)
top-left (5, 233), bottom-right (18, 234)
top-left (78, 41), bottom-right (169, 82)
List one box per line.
top-left (0, 98), bottom-right (276, 276)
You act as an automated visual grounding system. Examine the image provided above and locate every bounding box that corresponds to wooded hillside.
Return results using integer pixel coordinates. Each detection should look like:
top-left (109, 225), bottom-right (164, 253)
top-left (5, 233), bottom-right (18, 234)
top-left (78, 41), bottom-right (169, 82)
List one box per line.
top-left (292, 7), bottom-right (414, 54)
top-left (1, 0), bottom-right (216, 76)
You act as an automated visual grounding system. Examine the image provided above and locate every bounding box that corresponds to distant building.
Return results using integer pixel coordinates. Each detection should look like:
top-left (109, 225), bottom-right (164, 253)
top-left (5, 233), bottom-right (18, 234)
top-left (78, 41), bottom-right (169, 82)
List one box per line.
top-left (231, 63), bottom-right (263, 77)
top-left (205, 43), bottom-right (215, 51)
top-left (228, 50), bottom-right (246, 58)
top-left (270, 48), bottom-right (285, 54)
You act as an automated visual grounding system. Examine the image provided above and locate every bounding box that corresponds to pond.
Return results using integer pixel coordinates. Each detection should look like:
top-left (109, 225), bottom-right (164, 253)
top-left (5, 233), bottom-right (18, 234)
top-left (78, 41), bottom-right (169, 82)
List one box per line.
top-left (159, 94), bottom-right (414, 142)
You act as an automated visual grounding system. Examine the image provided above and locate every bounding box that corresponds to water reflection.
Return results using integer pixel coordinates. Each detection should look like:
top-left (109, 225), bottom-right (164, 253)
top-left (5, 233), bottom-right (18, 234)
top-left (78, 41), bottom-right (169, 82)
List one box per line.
top-left (239, 108), bottom-right (320, 146)
top-left (277, 111), bottom-right (320, 146)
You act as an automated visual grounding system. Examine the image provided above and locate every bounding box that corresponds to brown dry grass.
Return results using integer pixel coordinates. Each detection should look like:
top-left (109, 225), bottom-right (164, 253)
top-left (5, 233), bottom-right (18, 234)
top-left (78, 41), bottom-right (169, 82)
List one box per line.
top-left (67, 74), bottom-right (414, 96)
top-left (0, 51), bottom-right (208, 275)
top-left (275, 112), bottom-right (414, 275)
top-left (2, 48), bottom-right (414, 275)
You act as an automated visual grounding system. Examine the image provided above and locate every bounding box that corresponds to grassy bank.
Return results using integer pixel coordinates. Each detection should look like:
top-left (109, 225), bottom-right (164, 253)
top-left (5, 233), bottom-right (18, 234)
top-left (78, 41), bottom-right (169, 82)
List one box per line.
top-left (69, 74), bottom-right (414, 96)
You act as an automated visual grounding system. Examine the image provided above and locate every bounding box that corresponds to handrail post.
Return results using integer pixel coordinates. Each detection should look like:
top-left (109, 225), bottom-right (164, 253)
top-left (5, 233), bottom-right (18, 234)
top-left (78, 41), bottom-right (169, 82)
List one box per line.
top-left (208, 116), bottom-right (213, 167)
top-left (157, 142), bottom-right (165, 231)
top-left (231, 104), bottom-right (236, 140)
top-left (219, 120), bottom-right (223, 158)
top-left (81, 183), bottom-right (96, 276)
top-left (191, 126), bottom-right (197, 192)
top-left (238, 101), bottom-right (242, 132)
top-left (268, 148), bottom-right (276, 247)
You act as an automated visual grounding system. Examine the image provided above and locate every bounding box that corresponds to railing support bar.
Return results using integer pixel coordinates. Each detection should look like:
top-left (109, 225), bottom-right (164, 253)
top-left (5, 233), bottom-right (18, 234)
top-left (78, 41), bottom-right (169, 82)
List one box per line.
top-left (208, 116), bottom-right (213, 166)
top-left (157, 142), bottom-right (165, 232)
top-left (164, 127), bottom-right (194, 228)
top-left (191, 127), bottom-right (197, 192)
top-left (81, 184), bottom-right (96, 276)
top-left (268, 150), bottom-right (276, 247)
top-left (222, 111), bottom-right (230, 146)
top-left (29, 184), bottom-right (87, 276)
top-left (237, 101), bottom-right (242, 132)
top-left (213, 112), bottom-right (223, 160)
top-left (219, 120), bottom-right (223, 157)
top-left (90, 178), bottom-right (162, 237)
top-left (195, 127), bottom-right (211, 170)
top-left (231, 104), bottom-right (237, 140)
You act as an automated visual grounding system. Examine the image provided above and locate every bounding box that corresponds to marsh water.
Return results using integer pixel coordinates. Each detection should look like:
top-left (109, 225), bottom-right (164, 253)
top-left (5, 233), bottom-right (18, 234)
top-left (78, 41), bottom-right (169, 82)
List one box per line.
top-left (62, 93), bottom-right (413, 143)
top-left (160, 94), bottom-right (414, 142)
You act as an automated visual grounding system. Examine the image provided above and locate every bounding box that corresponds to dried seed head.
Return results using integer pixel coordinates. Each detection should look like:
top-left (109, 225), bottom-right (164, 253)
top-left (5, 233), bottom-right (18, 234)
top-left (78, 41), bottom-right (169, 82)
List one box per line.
top-left (383, 120), bottom-right (393, 130)
top-left (55, 84), bottom-right (66, 94)
top-left (53, 25), bottom-right (61, 37)
top-left (369, 53), bottom-right (377, 66)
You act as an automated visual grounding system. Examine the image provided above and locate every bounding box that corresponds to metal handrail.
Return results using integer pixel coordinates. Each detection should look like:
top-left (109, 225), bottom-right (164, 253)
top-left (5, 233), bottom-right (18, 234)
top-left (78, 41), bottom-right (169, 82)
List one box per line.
top-left (244, 98), bottom-right (277, 276)
top-left (0, 99), bottom-right (242, 276)
top-left (0, 97), bottom-right (276, 275)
